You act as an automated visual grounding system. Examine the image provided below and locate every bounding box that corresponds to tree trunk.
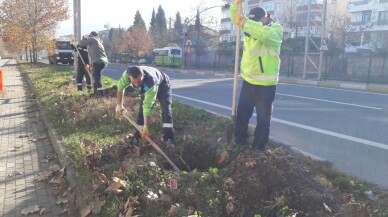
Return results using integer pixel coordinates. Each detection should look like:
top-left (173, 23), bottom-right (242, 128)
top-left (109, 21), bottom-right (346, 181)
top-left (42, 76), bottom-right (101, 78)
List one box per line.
top-left (25, 46), bottom-right (28, 61)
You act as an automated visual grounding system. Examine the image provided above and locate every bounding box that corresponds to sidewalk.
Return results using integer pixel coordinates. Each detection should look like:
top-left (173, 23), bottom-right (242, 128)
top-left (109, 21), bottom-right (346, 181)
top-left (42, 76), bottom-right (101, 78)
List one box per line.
top-left (0, 60), bottom-right (63, 216)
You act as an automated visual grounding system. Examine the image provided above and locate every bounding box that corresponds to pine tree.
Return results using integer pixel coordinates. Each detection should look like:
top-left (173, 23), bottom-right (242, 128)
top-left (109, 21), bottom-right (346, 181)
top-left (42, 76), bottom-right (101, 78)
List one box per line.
top-left (154, 5), bottom-right (167, 47)
top-left (133, 10), bottom-right (146, 28)
top-left (173, 12), bottom-right (183, 45)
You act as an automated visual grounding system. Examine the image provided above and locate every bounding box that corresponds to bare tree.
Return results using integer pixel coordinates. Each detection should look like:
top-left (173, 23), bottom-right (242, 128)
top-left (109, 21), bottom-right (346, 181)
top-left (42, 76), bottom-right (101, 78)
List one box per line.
top-left (279, 0), bottom-right (301, 39)
top-left (329, 11), bottom-right (350, 55)
top-left (0, 0), bottom-right (69, 62)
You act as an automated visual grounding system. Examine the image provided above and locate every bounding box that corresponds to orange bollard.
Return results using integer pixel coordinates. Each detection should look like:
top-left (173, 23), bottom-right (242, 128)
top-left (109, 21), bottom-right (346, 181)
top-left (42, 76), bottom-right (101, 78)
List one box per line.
top-left (0, 68), bottom-right (3, 93)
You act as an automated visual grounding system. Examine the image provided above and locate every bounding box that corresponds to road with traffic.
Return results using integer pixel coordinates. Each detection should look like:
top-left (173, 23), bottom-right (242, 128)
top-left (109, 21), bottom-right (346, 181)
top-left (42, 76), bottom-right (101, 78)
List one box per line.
top-left (104, 64), bottom-right (388, 188)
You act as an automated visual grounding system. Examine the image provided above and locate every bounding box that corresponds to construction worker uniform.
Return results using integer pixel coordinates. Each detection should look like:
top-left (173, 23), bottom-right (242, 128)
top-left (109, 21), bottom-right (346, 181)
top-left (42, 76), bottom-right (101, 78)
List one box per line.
top-left (78, 36), bottom-right (108, 96)
top-left (117, 66), bottom-right (174, 141)
top-left (71, 44), bottom-right (91, 91)
top-left (230, 3), bottom-right (283, 150)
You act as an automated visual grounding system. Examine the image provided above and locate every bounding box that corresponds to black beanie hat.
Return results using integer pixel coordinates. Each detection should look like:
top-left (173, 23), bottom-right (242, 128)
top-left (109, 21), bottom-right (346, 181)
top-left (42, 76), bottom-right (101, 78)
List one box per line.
top-left (89, 31), bottom-right (98, 37)
top-left (248, 7), bottom-right (266, 21)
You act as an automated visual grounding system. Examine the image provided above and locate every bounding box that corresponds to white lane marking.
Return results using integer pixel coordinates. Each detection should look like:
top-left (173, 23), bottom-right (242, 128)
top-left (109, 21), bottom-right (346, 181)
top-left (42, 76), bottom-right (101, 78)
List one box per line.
top-left (280, 83), bottom-right (388, 96)
top-left (277, 93), bottom-right (382, 110)
top-left (173, 94), bottom-right (388, 150)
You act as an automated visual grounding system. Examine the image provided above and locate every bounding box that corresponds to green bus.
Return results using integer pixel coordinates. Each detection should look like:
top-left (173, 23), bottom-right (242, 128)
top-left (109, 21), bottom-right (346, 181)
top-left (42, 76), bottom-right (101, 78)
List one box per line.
top-left (153, 46), bottom-right (182, 67)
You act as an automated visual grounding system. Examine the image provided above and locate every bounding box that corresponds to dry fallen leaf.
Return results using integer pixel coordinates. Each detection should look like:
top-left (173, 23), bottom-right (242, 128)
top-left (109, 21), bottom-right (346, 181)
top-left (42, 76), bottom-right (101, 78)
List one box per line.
top-left (113, 169), bottom-right (125, 179)
top-left (56, 197), bottom-right (68, 205)
top-left (245, 160), bottom-right (257, 168)
top-left (39, 208), bottom-right (48, 215)
top-left (21, 205), bottom-right (40, 216)
top-left (218, 150), bottom-right (230, 164)
top-left (80, 205), bottom-right (92, 217)
top-left (106, 177), bottom-right (127, 194)
top-left (91, 197), bottom-right (105, 214)
top-left (124, 207), bottom-right (134, 217)
top-left (8, 171), bottom-right (23, 177)
top-left (124, 196), bottom-right (140, 210)
top-left (168, 204), bottom-right (179, 214)
top-left (35, 171), bottom-right (53, 182)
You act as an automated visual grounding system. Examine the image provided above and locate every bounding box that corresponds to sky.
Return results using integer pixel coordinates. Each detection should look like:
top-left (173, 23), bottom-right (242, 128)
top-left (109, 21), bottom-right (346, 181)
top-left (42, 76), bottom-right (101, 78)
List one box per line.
top-left (57, 0), bottom-right (222, 37)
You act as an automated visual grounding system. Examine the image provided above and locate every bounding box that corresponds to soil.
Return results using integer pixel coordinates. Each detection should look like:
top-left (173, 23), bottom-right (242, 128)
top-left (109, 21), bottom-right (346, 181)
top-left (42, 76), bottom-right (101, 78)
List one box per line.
top-left (51, 85), bottom-right (388, 216)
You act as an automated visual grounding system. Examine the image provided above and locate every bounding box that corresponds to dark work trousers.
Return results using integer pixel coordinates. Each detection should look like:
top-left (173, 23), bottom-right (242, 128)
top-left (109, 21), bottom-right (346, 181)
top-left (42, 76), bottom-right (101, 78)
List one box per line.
top-left (76, 63), bottom-right (91, 91)
top-left (92, 62), bottom-right (107, 95)
top-left (136, 88), bottom-right (174, 141)
top-left (234, 80), bottom-right (276, 150)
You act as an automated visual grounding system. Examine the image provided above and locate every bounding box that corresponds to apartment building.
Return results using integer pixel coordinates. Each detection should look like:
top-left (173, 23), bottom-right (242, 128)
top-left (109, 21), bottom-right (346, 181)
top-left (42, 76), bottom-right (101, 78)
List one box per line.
top-left (220, 0), bottom-right (330, 42)
top-left (346, 0), bottom-right (388, 52)
top-left (220, 0), bottom-right (351, 44)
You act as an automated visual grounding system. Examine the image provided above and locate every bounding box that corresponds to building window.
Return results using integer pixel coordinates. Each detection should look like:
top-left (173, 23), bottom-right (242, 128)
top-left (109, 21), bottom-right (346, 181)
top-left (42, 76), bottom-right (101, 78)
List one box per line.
top-left (379, 11), bottom-right (388, 20)
top-left (378, 10), bottom-right (388, 25)
top-left (263, 2), bottom-right (275, 11)
top-left (362, 11), bottom-right (371, 22)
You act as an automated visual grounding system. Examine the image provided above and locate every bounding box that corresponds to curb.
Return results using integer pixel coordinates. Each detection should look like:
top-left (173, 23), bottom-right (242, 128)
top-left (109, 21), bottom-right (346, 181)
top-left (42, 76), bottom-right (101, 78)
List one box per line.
top-left (19, 62), bottom-right (80, 216)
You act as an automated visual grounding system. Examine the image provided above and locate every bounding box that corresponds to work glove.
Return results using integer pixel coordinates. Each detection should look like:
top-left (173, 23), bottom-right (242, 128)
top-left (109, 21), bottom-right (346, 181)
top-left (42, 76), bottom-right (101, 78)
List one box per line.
top-left (84, 64), bottom-right (90, 72)
top-left (236, 13), bottom-right (244, 26)
top-left (141, 126), bottom-right (149, 139)
top-left (115, 104), bottom-right (125, 115)
top-left (70, 37), bottom-right (76, 45)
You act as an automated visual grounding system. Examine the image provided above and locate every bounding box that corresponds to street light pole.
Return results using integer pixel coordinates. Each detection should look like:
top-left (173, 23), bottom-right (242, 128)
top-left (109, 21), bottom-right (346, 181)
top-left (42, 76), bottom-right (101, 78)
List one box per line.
top-left (73, 0), bottom-right (81, 72)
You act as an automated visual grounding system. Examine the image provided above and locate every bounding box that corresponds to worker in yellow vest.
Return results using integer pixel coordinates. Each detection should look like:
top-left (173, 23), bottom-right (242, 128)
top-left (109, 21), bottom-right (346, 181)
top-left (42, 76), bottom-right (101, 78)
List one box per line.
top-left (230, 0), bottom-right (283, 151)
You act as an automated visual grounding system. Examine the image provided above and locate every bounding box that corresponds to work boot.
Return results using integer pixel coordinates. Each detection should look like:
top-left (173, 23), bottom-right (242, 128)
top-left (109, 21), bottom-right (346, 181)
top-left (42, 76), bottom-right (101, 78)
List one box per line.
top-left (165, 139), bottom-right (175, 152)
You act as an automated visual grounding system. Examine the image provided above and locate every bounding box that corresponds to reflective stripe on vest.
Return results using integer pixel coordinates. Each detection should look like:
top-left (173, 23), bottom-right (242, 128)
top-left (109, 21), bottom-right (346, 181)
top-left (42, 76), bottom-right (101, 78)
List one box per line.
top-left (163, 123), bottom-right (173, 128)
top-left (248, 74), bottom-right (278, 81)
top-left (249, 49), bottom-right (279, 56)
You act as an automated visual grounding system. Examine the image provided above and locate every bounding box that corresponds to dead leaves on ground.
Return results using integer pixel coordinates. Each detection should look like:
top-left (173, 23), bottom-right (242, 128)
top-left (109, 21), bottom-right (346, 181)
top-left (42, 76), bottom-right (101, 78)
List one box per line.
top-left (80, 196), bottom-right (106, 217)
top-left (21, 205), bottom-right (47, 216)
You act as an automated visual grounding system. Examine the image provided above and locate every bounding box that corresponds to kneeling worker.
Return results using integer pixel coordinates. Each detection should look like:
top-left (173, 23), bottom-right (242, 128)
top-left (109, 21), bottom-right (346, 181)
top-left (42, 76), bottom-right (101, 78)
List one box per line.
top-left (115, 66), bottom-right (174, 149)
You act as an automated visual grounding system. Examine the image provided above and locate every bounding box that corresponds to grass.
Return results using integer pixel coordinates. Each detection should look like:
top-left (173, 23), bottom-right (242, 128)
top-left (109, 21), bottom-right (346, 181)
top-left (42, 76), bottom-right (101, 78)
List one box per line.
top-left (20, 63), bottom-right (388, 217)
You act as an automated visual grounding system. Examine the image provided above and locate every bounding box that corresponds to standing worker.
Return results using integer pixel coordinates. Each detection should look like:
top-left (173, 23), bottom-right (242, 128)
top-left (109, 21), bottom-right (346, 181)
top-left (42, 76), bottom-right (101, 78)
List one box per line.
top-left (71, 36), bottom-right (92, 91)
top-left (115, 66), bottom-right (175, 149)
top-left (78, 31), bottom-right (108, 96)
top-left (230, 0), bottom-right (283, 151)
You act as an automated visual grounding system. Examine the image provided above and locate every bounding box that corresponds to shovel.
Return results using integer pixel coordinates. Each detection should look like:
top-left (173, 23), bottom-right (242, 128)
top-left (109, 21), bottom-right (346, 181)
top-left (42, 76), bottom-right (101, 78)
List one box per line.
top-left (227, 2), bottom-right (243, 145)
top-left (122, 110), bottom-right (180, 172)
top-left (73, 44), bottom-right (94, 86)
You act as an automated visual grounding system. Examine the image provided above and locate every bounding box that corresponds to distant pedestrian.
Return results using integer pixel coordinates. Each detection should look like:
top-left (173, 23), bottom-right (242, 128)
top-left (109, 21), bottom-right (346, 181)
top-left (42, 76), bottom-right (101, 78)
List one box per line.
top-left (71, 35), bottom-right (92, 91)
top-left (115, 66), bottom-right (175, 149)
top-left (230, 0), bottom-right (283, 151)
top-left (78, 31), bottom-right (108, 96)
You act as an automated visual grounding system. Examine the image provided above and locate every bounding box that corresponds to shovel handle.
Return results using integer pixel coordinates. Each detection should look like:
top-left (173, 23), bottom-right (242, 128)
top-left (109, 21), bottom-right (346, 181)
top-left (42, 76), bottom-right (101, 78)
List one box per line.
top-left (122, 111), bottom-right (180, 172)
top-left (231, 2), bottom-right (243, 119)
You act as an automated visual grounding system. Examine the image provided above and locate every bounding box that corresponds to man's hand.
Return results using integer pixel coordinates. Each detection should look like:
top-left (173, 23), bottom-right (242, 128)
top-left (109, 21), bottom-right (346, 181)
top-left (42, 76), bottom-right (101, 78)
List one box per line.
top-left (115, 104), bottom-right (125, 115)
top-left (84, 64), bottom-right (90, 72)
top-left (141, 127), bottom-right (149, 139)
top-left (236, 0), bottom-right (243, 3)
top-left (70, 37), bottom-right (76, 45)
top-left (236, 13), bottom-right (244, 26)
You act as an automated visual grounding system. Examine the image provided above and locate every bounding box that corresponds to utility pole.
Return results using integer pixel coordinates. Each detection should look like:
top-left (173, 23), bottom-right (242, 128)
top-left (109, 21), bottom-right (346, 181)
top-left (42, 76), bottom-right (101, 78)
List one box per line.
top-left (303, 0), bottom-right (311, 80)
top-left (73, 0), bottom-right (81, 72)
top-left (303, 0), bottom-right (327, 80)
top-left (318, 0), bottom-right (328, 80)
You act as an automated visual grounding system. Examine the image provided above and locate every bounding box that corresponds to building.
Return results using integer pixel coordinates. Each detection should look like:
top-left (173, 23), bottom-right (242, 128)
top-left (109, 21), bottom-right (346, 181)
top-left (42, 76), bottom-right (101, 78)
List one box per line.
top-left (220, 0), bottom-right (348, 43)
top-left (346, 0), bottom-right (388, 53)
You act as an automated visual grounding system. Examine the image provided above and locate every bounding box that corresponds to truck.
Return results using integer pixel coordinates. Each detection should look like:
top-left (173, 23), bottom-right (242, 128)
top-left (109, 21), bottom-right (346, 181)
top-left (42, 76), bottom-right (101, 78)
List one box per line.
top-left (48, 37), bottom-right (74, 65)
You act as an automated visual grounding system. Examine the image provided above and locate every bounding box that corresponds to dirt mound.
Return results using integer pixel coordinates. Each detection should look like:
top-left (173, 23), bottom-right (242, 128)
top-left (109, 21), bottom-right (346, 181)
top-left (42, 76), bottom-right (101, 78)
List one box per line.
top-left (227, 149), bottom-right (339, 216)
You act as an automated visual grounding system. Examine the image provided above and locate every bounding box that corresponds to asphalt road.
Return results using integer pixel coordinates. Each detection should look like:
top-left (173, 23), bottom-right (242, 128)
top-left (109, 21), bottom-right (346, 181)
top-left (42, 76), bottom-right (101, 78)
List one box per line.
top-left (84, 64), bottom-right (388, 188)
